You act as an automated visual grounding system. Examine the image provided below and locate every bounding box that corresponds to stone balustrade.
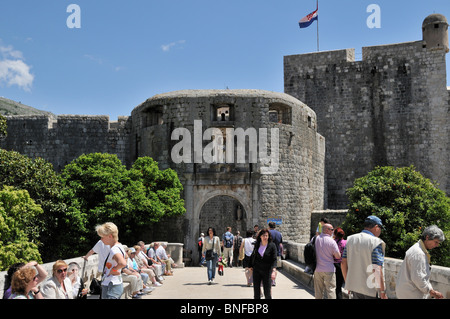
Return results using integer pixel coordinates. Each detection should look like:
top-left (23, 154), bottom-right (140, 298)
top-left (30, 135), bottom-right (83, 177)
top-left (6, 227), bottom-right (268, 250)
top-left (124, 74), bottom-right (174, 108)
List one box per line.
top-left (282, 240), bottom-right (450, 299)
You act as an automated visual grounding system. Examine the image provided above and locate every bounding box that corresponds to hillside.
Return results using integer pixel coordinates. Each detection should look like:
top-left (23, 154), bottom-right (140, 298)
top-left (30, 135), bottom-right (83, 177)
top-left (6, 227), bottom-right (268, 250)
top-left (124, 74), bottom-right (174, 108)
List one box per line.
top-left (0, 97), bottom-right (54, 116)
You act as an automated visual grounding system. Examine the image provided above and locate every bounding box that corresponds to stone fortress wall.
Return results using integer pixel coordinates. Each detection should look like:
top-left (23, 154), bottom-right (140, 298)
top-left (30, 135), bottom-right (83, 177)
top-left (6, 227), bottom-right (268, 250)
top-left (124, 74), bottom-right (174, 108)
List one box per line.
top-left (284, 13), bottom-right (450, 209)
top-left (0, 114), bottom-right (132, 171)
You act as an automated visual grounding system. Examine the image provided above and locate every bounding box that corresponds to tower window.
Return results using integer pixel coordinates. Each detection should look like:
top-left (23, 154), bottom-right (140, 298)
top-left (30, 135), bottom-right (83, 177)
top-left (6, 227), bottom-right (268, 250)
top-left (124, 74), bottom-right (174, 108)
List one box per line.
top-left (143, 105), bottom-right (164, 127)
top-left (212, 104), bottom-right (234, 122)
top-left (269, 103), bottom-right (292, 125)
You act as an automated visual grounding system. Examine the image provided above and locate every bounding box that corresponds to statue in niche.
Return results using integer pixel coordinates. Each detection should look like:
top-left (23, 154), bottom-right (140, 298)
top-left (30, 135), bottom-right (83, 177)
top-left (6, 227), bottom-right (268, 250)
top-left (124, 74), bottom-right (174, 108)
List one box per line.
top-left (236, 205), bottom-right (242, 221)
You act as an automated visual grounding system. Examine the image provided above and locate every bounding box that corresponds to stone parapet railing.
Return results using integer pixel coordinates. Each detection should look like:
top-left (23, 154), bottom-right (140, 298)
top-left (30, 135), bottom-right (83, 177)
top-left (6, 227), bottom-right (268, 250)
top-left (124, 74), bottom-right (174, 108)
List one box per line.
top-left (282, 240), bottom-right (450, 299)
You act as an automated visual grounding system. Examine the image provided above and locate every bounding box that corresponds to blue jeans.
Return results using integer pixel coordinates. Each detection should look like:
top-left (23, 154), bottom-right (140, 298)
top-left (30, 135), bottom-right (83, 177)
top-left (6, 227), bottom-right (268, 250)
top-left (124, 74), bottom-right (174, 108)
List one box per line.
top-left (101, 282), bottom-right (123, 299)
top-left (206, 253), bottom-right (218, 281)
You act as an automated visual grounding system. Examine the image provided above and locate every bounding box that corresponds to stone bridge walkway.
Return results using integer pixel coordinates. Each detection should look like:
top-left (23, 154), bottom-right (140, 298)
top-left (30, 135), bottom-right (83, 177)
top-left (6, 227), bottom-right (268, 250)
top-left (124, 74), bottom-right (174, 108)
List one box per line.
top-left (141, 266), bottom-right (314, 299)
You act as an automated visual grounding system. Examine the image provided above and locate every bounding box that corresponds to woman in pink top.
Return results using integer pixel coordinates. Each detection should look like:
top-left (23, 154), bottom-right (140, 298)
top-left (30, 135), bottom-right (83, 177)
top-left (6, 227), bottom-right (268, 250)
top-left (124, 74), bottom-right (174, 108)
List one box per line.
top-left (333, 227), bottom-right (347, 299)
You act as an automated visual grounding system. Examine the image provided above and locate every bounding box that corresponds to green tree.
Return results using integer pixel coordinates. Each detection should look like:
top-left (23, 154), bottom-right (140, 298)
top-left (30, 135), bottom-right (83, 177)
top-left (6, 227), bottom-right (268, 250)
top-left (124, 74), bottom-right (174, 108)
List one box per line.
top-left (59, 153), bottom-right (185, 248)
top-left (130, 156), bottom-right (186, 221)
top-left (0, 186), bottom-right (42, 270)
top-left (0, 149), bottom-right (68, 262)
top-left (342, 166), bottom-right (450, 267)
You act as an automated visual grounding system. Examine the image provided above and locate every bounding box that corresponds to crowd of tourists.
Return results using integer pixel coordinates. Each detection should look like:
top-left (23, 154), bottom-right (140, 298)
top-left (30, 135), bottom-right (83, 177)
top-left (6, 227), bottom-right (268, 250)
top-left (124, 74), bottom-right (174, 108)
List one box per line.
top-left (310, 216), bottom-right (445, 299)
top-left (198, 222), bottom-right (283, 299)
top-left (2, 222), bottom-right (176, 299)
top-left (3, 218), bottom-right (446, 300)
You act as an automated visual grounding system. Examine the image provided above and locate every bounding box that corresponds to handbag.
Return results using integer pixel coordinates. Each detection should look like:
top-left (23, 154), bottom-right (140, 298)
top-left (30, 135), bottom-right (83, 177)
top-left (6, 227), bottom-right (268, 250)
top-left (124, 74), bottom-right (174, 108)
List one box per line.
top-left (205, 249), bottom-right (214, 261)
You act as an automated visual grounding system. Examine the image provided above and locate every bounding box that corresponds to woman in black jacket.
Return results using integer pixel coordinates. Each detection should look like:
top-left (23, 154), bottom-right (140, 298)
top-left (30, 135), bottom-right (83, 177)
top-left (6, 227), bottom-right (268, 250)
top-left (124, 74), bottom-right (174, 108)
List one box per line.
top-left (250, 228), bottom-right (277, 299)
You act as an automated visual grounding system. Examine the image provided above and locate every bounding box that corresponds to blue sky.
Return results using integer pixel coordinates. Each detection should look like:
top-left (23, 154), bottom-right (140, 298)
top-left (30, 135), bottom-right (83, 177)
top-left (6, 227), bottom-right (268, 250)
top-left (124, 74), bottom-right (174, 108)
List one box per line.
top-left (1, 0), bottom-right (449, 120)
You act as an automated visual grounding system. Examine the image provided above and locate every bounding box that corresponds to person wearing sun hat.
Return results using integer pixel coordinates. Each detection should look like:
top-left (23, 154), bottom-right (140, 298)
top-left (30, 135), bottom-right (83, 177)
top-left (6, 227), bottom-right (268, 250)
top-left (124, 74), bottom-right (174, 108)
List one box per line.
top-left (341, 215), bottom-right (387, 299)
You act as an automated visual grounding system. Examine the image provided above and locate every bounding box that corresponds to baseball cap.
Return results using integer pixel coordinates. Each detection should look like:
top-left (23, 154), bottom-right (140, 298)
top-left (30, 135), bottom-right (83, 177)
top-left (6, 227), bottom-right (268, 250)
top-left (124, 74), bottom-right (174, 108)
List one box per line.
top-left (365, 215), bottom-right (386, 230)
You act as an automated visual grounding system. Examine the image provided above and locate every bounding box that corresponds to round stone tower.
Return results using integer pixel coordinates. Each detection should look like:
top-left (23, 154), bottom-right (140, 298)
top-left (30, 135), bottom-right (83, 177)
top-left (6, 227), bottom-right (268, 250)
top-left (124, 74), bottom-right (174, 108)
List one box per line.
top-left (422, 13), bottom-right (449, 53)
top-left (130, 89), bottom-right (326, 257)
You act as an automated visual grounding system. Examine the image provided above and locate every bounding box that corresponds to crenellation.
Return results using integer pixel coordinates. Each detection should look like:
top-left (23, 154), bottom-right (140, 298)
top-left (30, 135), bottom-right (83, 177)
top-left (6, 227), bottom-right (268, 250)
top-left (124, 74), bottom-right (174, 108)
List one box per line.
top-left (0, 114), bottom-right (132, 170)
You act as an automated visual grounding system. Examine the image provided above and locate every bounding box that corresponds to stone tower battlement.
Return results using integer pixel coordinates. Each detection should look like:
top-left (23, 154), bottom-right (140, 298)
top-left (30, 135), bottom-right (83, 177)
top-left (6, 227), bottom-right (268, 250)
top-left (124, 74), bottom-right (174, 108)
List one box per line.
top-left (129, 89), bottom-right (325, 245)
top-left (1, 114), bottom-right (132, 171)
top-left (284, 14), bottom-right (449, 208)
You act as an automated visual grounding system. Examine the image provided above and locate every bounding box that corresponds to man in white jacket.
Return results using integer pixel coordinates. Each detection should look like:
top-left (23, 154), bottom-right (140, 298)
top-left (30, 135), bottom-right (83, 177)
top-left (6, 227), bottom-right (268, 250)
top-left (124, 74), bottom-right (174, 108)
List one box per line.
top-left (395, 225), bottom-right (445, 299)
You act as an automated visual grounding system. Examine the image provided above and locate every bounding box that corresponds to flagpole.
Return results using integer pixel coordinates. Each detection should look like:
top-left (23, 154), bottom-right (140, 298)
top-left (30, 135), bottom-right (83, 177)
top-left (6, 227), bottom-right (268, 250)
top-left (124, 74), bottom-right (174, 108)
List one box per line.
top-left (316, 0), bottom-right (319, 51)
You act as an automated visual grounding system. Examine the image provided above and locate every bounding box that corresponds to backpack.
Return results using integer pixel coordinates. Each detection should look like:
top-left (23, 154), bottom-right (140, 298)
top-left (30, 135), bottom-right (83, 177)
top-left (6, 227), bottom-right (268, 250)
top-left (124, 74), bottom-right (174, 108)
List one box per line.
top-left (224, 233), bottom-right (233, 248)
top-left (304, 235), bottom-right (317, 272)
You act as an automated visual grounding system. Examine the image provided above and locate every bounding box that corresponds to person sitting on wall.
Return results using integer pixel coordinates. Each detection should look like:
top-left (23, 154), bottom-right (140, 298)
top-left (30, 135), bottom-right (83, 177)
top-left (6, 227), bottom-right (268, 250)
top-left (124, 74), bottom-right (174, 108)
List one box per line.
top-left (41, 260), bottom-right (74, 299)
top-left (148, 243), bottom-right (166, 277)
top-left (155, 242), bottom-right (174, 276)
top-left (137, 240), bottom-right (164, 282)
top-left (133, 245), bottom-right (162, 287)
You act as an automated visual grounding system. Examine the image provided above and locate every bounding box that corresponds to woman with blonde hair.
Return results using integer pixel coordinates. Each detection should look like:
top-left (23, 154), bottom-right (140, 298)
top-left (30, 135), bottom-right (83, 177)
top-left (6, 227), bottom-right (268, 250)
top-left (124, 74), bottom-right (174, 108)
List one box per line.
top-left (96, 222), bottom-right (127, 299)
top-left (41, 260), bottom-right (74, 299)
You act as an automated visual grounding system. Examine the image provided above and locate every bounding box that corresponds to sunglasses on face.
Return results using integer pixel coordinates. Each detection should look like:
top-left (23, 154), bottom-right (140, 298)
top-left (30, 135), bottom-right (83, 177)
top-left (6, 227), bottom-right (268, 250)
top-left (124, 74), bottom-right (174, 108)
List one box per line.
top-left (57, 268), bottom-right (68, 274)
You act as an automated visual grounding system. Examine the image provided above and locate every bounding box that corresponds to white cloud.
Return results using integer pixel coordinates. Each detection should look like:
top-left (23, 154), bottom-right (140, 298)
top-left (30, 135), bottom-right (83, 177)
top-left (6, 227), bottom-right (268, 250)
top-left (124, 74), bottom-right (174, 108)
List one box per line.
top-left (84, 54), bottom-right (125, 72)
top-left (0, 41), bottom-right (34, 91)
top-left (83, 54), bottom-right (103, 65)
top-left (161, 40), bottom-right (186, 52)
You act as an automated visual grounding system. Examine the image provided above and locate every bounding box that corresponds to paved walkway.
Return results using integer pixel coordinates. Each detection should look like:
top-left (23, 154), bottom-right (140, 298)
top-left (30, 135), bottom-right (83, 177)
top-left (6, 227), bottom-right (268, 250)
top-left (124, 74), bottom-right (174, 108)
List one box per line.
top-left (141, 266), bottom-right (314, 299)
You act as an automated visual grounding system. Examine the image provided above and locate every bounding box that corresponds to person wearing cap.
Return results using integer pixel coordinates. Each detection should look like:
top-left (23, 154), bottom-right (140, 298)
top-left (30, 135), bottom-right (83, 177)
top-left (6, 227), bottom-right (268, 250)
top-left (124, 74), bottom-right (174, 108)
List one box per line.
top-left (395, 225), bottom-right (445, 299)
top-left (341, 215), bottom-right (388, 299)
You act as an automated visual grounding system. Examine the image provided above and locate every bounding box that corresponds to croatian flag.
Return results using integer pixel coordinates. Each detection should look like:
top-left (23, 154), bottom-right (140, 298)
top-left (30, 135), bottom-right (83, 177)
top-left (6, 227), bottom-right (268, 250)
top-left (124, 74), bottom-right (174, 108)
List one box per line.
top-left (299, 9), bottom-right (318, 28)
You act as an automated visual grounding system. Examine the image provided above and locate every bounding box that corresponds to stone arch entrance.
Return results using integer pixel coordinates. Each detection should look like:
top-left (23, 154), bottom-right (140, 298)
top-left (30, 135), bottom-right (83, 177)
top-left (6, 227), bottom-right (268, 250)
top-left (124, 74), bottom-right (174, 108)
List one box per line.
top-left (188, 184), bottom-right (254, 264)
top-left (199, 195), bottom-right (248, 239)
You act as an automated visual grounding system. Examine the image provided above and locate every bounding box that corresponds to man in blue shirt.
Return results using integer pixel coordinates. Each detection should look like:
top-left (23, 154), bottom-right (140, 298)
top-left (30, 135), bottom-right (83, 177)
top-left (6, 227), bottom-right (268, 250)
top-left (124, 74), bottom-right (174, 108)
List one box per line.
top-left (222, 227), bottom-right (234, 267)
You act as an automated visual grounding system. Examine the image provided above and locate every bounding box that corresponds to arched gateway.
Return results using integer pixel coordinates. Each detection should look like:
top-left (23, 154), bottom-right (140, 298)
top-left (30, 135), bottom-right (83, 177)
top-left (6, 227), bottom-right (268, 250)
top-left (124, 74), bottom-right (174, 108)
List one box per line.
top-left (198, 195), bottom-right (247, 241)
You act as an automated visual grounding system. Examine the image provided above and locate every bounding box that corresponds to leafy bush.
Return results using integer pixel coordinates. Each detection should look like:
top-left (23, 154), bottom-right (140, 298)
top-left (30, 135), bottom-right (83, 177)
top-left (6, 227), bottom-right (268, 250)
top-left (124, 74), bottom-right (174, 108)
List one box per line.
top-left (342, 166), bottom-right (450, 267)
top-left (0, 149), bottom-right (68, 262)
top-left (0, 186), bottom-right (42, 270)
